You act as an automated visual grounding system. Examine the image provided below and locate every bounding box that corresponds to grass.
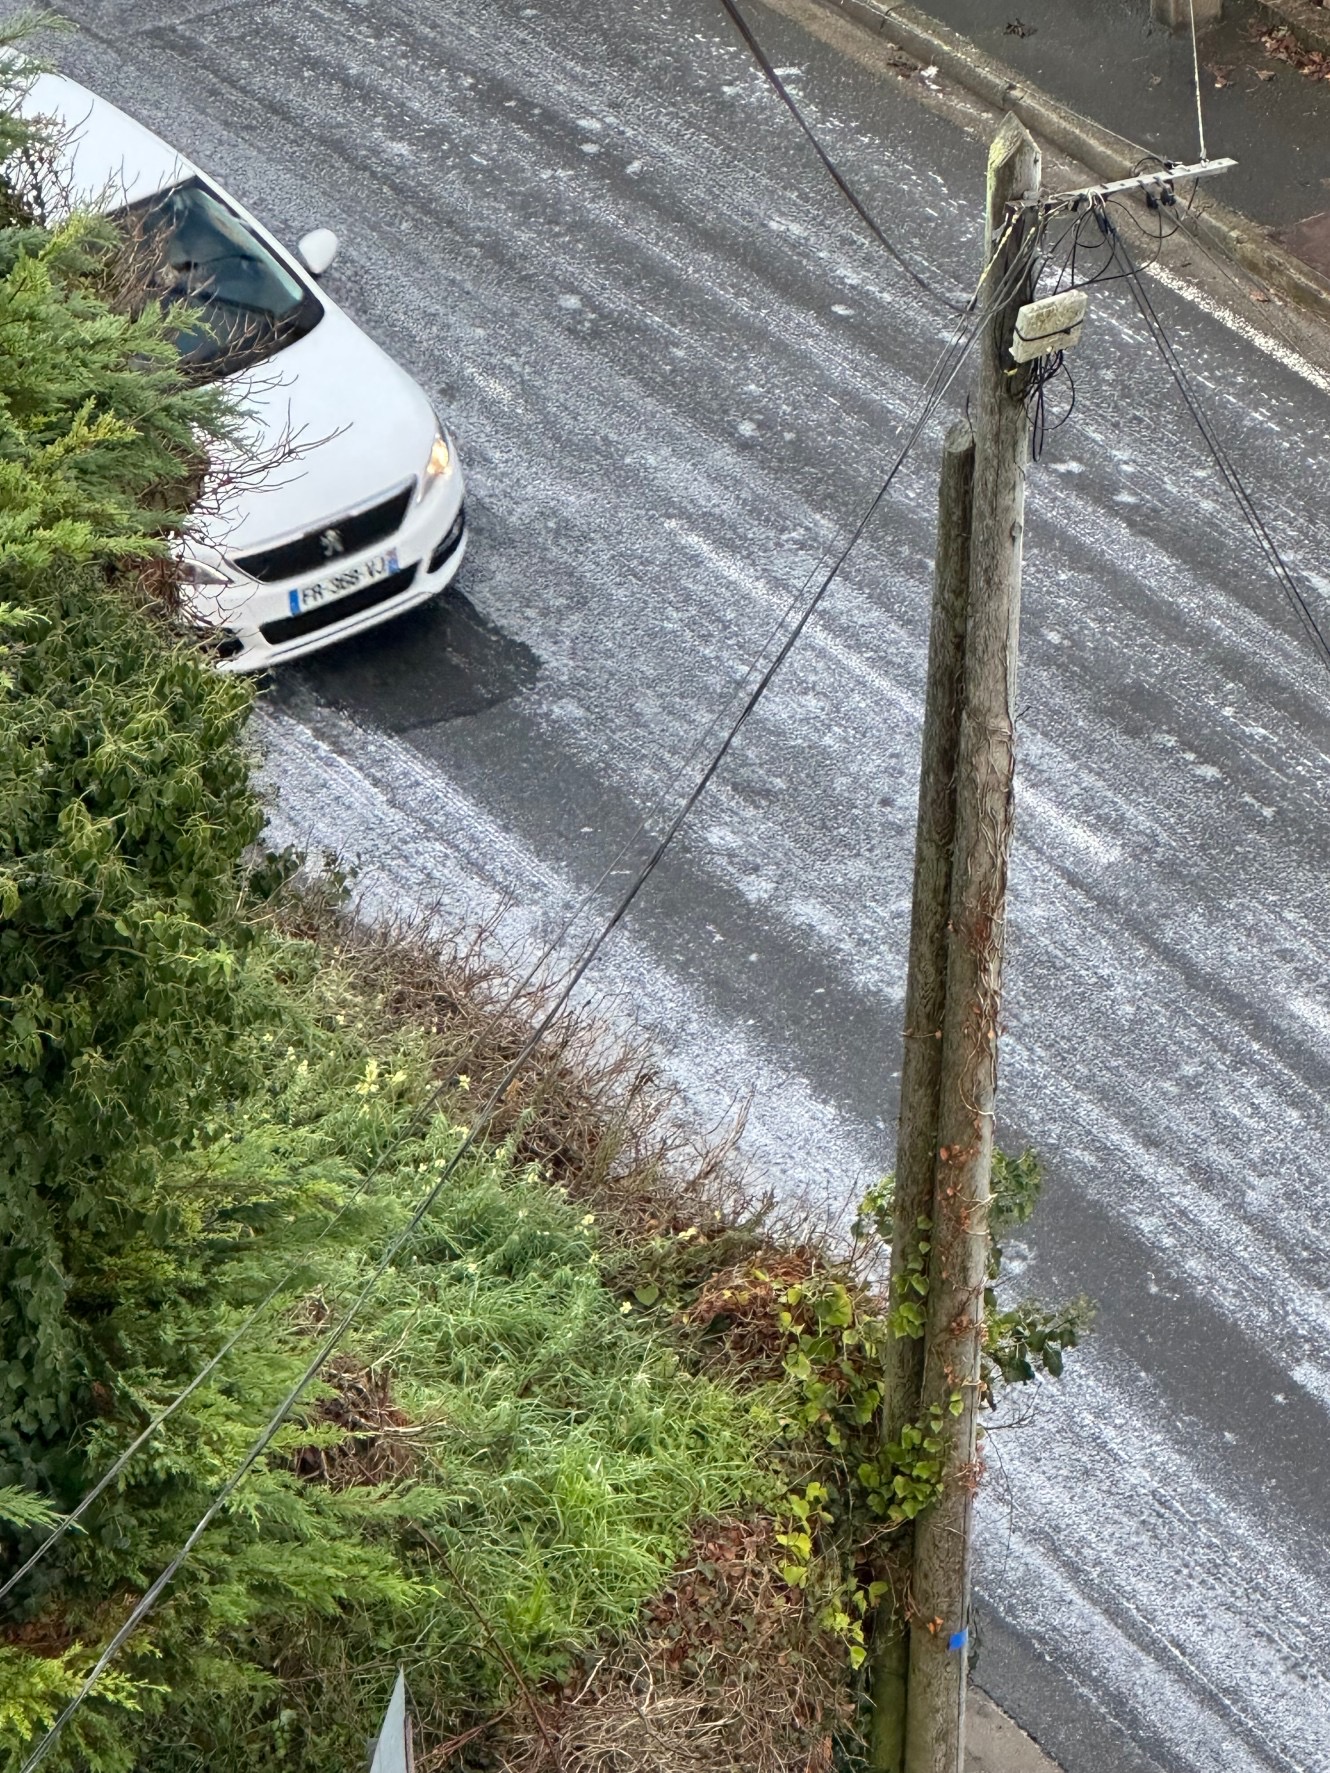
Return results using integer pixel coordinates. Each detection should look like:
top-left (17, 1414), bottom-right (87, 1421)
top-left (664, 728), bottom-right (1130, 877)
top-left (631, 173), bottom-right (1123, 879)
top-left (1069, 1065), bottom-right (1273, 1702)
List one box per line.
top-left (246, 880), bottom-right (870, 1772)
top-left (2, 896), bottom-right (787, 1773)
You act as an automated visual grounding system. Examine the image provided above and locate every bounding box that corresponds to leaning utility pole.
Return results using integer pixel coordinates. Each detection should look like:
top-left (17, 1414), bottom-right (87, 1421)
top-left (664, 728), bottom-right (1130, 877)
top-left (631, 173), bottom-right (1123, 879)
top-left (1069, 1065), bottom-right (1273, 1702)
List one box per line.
top-left (873, 108), bottom-right (1221, 1773)
top-left (903, 115), bottom-right (1040, 1773)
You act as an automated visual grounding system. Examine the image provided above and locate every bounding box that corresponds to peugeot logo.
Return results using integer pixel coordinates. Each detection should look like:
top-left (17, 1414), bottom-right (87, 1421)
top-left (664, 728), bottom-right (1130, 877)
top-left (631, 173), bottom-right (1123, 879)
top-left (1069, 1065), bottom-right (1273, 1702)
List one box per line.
top-left (319, 527), bottom-right (345, 559)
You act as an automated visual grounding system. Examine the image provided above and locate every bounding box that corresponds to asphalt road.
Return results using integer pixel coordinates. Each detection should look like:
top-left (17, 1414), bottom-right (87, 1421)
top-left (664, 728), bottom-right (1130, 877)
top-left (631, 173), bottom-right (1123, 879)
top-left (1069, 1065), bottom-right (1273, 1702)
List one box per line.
top-left (37, 0), bottom-right (1330, 1766)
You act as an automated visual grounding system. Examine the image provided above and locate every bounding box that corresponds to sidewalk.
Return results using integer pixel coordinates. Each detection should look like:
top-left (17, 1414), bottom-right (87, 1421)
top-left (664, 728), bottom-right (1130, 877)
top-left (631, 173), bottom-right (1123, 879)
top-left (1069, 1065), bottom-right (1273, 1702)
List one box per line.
top-left (969, 1688), bottom-right (1060, 1772)
top-left (910, 0), bottom-right (1330, 264)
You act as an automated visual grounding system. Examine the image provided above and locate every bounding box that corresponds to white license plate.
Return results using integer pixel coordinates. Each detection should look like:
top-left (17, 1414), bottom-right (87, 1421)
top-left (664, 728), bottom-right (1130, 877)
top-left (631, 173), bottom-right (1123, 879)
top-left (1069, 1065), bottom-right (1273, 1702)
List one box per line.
top-left (288, 549), bottom-right (399, 615)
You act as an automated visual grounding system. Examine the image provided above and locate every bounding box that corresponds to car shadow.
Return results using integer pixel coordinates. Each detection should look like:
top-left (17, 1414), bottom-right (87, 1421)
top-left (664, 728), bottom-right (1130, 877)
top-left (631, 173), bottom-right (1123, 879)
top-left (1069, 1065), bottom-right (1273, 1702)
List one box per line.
top-left (271, 582), bottom-right (541, 735)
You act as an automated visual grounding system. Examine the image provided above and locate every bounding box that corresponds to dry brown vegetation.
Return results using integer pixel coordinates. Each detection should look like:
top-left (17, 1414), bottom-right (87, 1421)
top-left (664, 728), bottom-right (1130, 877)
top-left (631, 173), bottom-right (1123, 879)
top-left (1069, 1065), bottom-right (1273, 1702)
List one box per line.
top-left (279, 886), bottom-right (772, 1263)
top-left (494, 1518), bottom-right (849, 1773)
top-left (290, 1354), bottom-right (422, 1489)
top-left (271, 881), bottom-right (860, 1772)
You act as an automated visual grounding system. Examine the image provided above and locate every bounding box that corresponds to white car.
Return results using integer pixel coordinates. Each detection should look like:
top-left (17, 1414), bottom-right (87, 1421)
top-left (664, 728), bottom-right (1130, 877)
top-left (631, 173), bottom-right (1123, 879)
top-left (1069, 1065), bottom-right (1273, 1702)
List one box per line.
top-left (23, 72), bottom-right (468, 672)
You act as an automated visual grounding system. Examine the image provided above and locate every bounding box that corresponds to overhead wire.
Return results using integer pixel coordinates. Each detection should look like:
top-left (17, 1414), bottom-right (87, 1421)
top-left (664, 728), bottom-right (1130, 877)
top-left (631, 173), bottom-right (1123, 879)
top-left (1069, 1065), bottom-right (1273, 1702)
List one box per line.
top-left (1187, 0), bottom-right (1209, 163)
top-left (1102, 209), bottom-right (1330, 677)
top-left (714, 0), bottom-right (967, 315)
top-left (16, 234), bottom-right (1041, 1773)
top-left (1039, 170), bottom-right (1194, 294)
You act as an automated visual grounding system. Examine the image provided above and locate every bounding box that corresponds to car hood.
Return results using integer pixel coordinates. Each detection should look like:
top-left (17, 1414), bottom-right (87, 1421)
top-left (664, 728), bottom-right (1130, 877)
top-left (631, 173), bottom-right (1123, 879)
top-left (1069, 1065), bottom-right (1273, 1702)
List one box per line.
top-left (200, 302), bottom-right (438, 559)
top-left (22, 70), bottom-right (195, 207)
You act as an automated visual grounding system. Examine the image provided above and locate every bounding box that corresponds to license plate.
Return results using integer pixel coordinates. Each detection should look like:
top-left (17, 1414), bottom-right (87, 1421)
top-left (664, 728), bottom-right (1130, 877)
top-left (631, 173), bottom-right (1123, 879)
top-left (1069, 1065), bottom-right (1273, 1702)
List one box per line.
top-left (288, 549), bottom-right (398, 615)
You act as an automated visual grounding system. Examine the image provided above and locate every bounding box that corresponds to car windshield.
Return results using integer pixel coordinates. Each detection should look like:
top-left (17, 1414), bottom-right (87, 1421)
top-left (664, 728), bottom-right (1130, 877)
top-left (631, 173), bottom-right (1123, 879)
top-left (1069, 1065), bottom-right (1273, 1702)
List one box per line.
top-left (112, 177), bottom-right (322, 379)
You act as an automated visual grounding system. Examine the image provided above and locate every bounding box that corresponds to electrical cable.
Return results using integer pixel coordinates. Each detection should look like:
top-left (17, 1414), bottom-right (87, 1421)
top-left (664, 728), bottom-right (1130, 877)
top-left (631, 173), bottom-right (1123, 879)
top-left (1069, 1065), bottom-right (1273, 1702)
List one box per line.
top-left (1026, 348), bottom-right (1076, 460)
top-left (1103, 211), bottom-right (1330, 677)
top-left (0, 173), bottom-right (1015, 1618)
top-left (714, 0), bottom-right (967, 315)
top-left (1187, 0), bottom-right (1209, 163)
top-left (1040, 176), bottom-right (1192, 294)
top-left (15, 237), bottom-right (1040, 1773)
top-left (2, 347), bottom-right (916, 1605)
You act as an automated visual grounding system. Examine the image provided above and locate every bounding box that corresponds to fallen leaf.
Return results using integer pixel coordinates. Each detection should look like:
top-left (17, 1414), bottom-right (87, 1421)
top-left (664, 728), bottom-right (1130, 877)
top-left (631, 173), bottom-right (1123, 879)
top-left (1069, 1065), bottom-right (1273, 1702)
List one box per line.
top-left (1251, 288), bottom-right (1271, 302)
top-left (1256, 67), bottom-right (1276, 80)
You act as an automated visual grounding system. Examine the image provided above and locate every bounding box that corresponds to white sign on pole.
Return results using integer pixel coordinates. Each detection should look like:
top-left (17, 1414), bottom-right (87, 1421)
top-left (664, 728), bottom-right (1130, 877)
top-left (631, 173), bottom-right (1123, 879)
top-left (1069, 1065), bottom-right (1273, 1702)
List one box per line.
top-left (1009, 289), bottom-right (1089, 364)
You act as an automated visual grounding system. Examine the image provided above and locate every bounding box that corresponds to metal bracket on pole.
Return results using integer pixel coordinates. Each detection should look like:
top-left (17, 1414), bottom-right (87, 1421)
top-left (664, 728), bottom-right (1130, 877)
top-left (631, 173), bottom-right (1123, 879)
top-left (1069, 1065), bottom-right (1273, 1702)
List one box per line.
top-left (1044, 157), bottom-right (1236, 210)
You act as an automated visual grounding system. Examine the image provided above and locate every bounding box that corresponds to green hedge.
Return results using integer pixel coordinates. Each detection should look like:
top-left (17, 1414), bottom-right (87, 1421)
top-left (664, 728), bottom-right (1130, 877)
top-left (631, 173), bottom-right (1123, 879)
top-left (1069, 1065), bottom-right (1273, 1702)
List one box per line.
top-left (0, 72), bottom-right (773, 1773)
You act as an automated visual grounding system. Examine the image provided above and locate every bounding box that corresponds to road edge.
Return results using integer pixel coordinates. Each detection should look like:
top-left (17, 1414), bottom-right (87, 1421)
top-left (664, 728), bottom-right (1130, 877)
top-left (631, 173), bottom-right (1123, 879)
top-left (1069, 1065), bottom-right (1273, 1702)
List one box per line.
top-left (1253, 0), bottom-right (1330, 58)
top-left (803, 0), bottom-right (1330, 326)
top-left (967, 1687), bottom-right (1062, 1773)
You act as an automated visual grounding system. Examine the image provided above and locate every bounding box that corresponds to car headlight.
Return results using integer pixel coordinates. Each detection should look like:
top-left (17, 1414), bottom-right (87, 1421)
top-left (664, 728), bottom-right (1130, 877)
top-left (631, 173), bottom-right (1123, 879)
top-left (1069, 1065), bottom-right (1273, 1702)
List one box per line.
top-left (422, 424), bottom-right (452, 490)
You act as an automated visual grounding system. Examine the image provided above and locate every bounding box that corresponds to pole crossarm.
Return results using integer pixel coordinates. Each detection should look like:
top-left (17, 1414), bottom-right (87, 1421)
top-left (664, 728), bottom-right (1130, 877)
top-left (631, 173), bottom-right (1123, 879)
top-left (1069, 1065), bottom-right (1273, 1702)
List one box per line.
top-left (1044, 157), bottom-right (1236, 210)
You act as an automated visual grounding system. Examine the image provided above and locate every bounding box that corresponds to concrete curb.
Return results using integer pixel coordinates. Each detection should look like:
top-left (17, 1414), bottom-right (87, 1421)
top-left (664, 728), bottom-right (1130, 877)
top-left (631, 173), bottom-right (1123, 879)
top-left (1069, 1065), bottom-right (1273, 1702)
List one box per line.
top-left (806, 0), bottom-right (1330, 326)
top-left (1252, 0), bottom-right (1330, 59)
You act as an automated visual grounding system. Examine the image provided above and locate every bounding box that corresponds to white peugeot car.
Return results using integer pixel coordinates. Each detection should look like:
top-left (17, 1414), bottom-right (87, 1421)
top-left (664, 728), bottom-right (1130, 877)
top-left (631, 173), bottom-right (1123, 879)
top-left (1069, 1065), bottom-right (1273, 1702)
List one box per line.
top-left (23, 72), bottom-right (468, 672)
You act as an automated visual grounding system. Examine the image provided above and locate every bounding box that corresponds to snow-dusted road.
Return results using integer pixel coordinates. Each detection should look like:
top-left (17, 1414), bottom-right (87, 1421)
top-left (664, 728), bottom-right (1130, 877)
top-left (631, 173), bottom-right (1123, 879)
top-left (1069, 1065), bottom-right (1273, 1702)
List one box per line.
top-left (43, 0), bottom-right (1330, 1764)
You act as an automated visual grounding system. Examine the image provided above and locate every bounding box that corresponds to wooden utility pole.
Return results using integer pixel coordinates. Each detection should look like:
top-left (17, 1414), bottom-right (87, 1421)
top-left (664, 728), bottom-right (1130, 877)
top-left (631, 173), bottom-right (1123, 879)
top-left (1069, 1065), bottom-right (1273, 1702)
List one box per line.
top-left (903, 115), bottom-right (1040, 1773)
top-left (869, 418), bottom-right (975, 1773)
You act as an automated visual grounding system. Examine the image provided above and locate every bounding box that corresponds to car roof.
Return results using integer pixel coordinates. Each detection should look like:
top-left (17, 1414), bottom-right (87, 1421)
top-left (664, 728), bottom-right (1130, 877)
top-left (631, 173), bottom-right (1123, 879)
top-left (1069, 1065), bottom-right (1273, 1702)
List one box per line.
top-left (19, 71), bottom-right (198, 209)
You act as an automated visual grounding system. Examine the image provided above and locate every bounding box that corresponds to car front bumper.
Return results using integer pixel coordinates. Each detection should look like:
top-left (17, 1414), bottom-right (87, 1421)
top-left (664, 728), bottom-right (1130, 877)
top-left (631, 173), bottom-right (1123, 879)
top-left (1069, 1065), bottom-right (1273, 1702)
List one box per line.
top-left (212, 469), bottom-right (467, 673)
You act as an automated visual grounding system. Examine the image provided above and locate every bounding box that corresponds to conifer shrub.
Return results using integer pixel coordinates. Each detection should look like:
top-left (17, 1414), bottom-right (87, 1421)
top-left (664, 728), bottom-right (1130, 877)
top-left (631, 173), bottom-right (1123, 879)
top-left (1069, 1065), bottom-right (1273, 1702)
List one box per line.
top-left (0, 59), bottom-right (776, 1773)
top-left (2, 943), bottom-right (772, 1772)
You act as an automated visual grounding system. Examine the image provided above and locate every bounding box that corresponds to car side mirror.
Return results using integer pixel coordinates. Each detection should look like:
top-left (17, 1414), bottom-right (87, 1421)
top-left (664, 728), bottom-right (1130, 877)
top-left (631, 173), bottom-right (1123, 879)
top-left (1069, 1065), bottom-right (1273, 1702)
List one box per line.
top-left (296, 228), bottom-right (339, 278)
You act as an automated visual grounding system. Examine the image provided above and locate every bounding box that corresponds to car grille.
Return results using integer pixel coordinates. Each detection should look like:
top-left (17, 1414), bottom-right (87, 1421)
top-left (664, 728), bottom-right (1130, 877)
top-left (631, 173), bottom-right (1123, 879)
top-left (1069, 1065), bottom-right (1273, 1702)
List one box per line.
top-left (233, 484), bottom-right (414, 583)
top-left (259, 561), bottom-right (420, 646)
